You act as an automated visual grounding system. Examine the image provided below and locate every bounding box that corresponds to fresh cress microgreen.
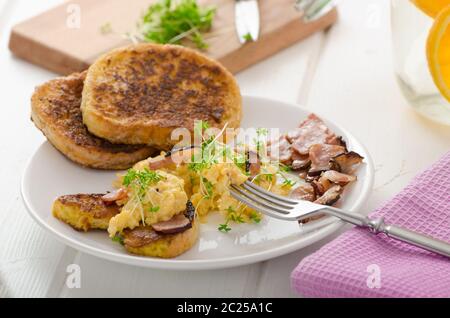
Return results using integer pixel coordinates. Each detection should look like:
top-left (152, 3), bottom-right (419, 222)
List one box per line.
top-left (139, 0), bottom-right (216, 50)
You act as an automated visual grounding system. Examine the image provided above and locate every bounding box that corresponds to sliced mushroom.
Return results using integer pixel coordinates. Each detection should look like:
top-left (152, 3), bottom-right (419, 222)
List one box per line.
top-left (291, 150), bottom-right (310, 171)
top-left (320, 170), bottom-right (356, 186)
top-left (290, 183), bottom-right (316, 202)
top-left (331, 151), bottom-right (364, 174)
top-left (305, 174), bottom-right (319, 183)
top-left (308, 144), bottom-right (346, 176)
top-left (298, 171), bottom-right (308, 179)
top-left (123, 227), bottom-right (161, 248)
top-left (310, 171), bottom-right (355, 196)
top-left (151, 200), bottom-right (195, 234)
top-left (151, 214), bottom-right (192, 234)
top-left (310, 178), bottom-right (331, 196)
top-left (314, 185), bottom-right (343, 206)
top-left (327, 135), bottom-right (347, 149)
top-left (101, 188), bottom-right (128, 204)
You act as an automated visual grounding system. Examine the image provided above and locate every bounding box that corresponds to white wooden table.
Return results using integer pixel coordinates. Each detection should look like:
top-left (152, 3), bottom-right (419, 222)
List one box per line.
top-left (1, 0), bottom-right (449, 298)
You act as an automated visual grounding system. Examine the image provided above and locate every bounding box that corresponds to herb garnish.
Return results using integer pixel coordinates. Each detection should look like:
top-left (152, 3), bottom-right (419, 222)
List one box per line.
top-left (123, 168), bottom-right (164, 198)
top-left (188, 120), bottom-right (230, 173)
top-left (111, 234), bottom-right (125, 245)
top-left (123, 168), bottom-right (164, 224)
top-left (148, 206), bottom-right (160, 213)
top-left (138, 0), bottom-right (216, 49)
top-left (202, 177), bottom-right (214, 199)
top-left (243, 32), bottom-right (254, 42)
top-left (218, 223), bottom-right (232, 233)
top-left (249, 211), bottom-right (262, 223)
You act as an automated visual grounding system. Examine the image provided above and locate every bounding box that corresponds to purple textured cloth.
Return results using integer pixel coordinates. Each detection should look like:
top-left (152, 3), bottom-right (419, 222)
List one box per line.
top-left (291, 151), bottom-right (450, 298)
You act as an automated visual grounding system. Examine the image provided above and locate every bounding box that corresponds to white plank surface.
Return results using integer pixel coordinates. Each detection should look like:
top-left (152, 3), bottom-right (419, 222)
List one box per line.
top-left (0, 0), bottom-right (69, 298)
top-left (0, 0), bottom-right (449, 298)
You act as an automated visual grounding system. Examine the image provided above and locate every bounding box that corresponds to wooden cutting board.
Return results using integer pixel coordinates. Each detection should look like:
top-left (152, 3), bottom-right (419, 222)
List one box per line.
top-left (9, 0), bottom-right (337, 75)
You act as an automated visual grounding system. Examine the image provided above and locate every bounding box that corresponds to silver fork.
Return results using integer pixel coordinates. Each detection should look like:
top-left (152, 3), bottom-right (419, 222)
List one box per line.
top-left (230, 181), bottom-right (450, 258)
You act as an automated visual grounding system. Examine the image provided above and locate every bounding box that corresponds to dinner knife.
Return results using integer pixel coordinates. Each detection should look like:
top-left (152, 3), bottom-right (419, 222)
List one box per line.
top-left (235, 0), bottom-right (260, 43)
top-left (295, 0), bottom-right (335, 22)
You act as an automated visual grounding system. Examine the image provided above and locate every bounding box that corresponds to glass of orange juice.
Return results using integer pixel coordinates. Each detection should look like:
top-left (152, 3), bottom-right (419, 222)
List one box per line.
top-left (391, 0), bottom-right (450, 125)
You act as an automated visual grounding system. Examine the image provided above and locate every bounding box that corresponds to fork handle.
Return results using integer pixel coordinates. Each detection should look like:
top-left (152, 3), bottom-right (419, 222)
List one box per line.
top-left (381, 223), bottom-right (450, 257)
top-left (324, 208), bottom-right (450, 258)
top-left (362, 215), bottom-right (450, 257)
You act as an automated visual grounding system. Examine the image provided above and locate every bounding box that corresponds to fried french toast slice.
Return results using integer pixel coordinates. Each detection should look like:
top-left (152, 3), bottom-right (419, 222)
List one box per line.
top-left (31, 72), bottom-right (156, 169)
top-left (81, 43), bottom-right (242, 150)
top-left (52, 194), bottom-right (120, 231)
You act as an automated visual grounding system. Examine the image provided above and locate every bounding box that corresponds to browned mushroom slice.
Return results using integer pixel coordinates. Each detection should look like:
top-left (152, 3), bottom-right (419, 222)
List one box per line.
top-left (298, 171), bottom-right (308, 179)
top-left (305, 174), bottom-right (319, 183)
top-left (290, 183), bottom-right (316, 201)
top-left (289, 114), bottom-right (339, 155)
top-left (267, 135), bottom-right (292, 164)
top-left (151, 214), bottom-right (192, 234)
top-left (101, 188), bottom-right (128, 203)
top-left (308, 144), bottom-right (346, 176)
top-left (150, 200), bottom-right (195, 234)
top-left (310, 170), bottom-right (355, 197)
top-left (310, 178), bottom-right (331, 196)
top-left (310, 171), bottom-right (355, 196)
top-left (314, 185), bottom-right (343, 206)
top-left (326, 135), bottom-right (346, 148)
top-left (291, 150), bottom-right (310, 170)
top-left (331, 151), bottom-right (364, 174)
top-left (320, 170), bottom-right (356, 186)
top-left (123, 226), bottom-right (161, 248)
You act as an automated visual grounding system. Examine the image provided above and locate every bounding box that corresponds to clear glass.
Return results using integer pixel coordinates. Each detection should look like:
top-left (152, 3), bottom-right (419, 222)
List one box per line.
top-left (391, 0), bottom-right (450, 125)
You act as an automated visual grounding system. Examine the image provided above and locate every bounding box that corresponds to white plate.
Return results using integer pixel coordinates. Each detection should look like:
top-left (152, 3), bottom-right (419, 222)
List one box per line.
top-left (21, 96), bottom-right (374, 270)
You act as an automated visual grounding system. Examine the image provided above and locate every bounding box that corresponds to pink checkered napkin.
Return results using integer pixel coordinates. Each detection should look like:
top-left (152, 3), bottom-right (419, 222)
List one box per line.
top-left (291, 151), bottom-right (450, 298)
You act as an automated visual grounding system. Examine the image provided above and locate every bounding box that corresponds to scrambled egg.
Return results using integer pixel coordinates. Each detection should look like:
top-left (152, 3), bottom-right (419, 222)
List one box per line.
top-left (108, 144), bottom-right (295, 235)
top-left (188, 162), bottom-right (248, 221)
top-left (108, 170), bottom-right (187, 237)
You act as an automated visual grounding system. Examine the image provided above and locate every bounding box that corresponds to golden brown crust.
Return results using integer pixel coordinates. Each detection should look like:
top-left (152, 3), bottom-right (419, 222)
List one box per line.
top-left (52, 194), bottom-right (120, 231)
top-left (31, 72), bottom-right (156, 169)
top-left (57, 194), bottom-right (120, 218)
top-left (81, 43), bottom-right (242, 149)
